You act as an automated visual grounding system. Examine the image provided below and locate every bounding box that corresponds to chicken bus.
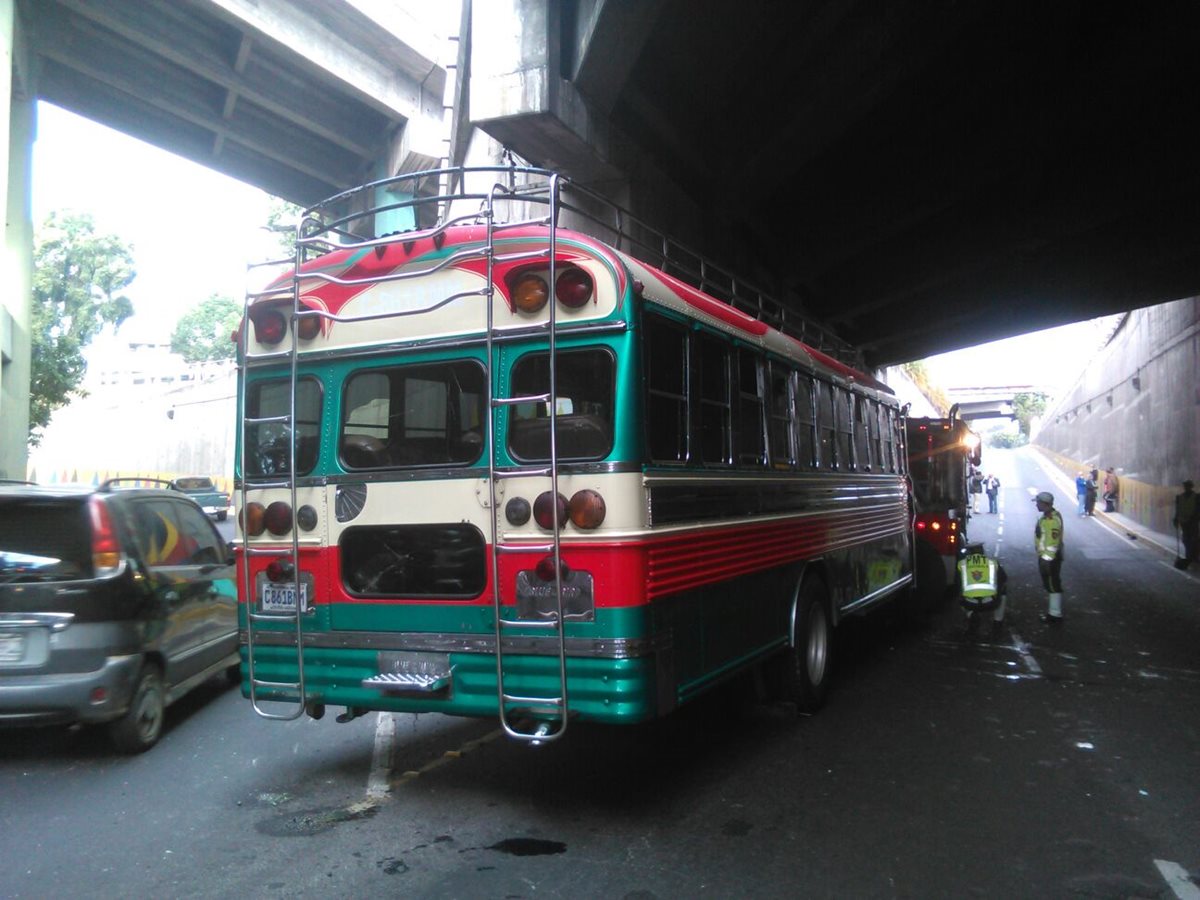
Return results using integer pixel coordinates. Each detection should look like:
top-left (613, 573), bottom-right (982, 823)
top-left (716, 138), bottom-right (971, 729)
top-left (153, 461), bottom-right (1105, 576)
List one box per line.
top-left (905, 406), bottom-right (980, 601)
top-left (234, 166), bottom-right (914, 743)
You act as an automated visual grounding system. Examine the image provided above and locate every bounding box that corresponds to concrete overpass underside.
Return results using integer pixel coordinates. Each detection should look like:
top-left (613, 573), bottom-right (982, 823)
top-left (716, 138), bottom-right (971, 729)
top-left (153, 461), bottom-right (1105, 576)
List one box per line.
top-left (17, 0), bottom-right (1200, 368)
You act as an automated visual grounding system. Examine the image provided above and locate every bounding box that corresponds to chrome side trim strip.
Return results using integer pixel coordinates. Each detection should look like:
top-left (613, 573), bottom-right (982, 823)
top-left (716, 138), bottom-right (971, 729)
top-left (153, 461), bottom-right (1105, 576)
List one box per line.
top-left (838, 574), bottom-right (913, 617)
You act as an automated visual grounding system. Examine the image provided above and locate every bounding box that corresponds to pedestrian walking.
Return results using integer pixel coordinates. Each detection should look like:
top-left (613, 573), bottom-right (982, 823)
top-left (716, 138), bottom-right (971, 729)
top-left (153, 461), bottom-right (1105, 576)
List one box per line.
top-left (984, 474), bottom-right (1000, 514)
top-left (1033, 491), bottom-right (1065, 623)
top-left (1174, 480), bottom-right (1199, 569)
top-left (1075, 472), bottom-right (1087, 516)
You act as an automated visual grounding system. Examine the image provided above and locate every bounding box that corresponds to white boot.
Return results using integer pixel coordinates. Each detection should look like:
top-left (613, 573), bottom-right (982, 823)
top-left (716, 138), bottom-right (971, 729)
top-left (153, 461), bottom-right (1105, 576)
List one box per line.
top-left (1047, 592), bottom-right (1063, 621)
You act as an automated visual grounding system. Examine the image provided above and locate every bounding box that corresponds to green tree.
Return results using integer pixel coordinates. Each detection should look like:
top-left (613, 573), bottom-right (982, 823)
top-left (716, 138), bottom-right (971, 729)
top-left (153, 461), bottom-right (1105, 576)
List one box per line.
top-left (170, 294), bottom-right (242, 363)
top-left (1011, 391), bottom-right (1049, 437)
top-left (30, 211), bottom-right (135, 445)
top-left (265, 196), bottom-right (303, 258)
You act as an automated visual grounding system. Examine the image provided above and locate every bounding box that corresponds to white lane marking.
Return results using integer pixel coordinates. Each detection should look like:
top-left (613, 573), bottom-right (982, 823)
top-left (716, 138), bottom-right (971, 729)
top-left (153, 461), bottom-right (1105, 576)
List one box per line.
top-left (1155, 860), bottom-right (1200, 900)
top-left (1008, 630), bottom-right (1042, 676)
top-left (366, 712), bottom-right (396, 800)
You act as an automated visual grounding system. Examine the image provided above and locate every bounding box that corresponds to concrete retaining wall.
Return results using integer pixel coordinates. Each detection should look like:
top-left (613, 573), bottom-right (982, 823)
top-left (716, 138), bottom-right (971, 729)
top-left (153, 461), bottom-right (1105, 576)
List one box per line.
top-left (1034, 296), bottom-right (1200, 536)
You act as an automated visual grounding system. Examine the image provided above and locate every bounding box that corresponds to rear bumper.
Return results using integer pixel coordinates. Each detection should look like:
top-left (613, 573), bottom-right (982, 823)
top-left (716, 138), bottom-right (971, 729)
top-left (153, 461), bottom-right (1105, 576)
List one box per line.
top-left (0, 653), bottom-right (141, 727)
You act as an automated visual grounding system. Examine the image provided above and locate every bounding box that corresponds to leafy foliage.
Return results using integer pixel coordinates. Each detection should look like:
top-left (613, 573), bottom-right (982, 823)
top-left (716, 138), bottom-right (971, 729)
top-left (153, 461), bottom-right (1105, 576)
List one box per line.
top-left (30, 212), bottom-right (135, 445)
top-left (265, 197), bottom-right (303, 258)
top-left (1011, 391), bottom-right (1049, 437)
top-left (170, 294), bottom-right (242, 363)
top-left (989, 430), bottom-right (1029, 448)
top-left (901, 361), bottom-right (951, 414)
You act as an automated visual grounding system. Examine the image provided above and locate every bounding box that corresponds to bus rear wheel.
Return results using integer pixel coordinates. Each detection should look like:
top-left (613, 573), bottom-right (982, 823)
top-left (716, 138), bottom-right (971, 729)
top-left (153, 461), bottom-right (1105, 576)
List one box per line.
top-left (765, 576), bottom-right (833, 714)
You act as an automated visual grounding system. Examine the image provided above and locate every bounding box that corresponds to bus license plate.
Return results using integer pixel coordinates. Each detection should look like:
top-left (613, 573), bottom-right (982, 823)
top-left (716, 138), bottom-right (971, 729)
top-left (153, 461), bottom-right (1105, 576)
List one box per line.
top-left (260, 583), bottom-right (308, 614)
top-left (0, 632), bottom-right (25, 664)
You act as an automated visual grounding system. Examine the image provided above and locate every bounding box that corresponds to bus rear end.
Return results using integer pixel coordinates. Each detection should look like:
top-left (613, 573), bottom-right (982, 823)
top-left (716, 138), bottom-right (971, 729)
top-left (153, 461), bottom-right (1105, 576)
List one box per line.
top-left (234, 173), bottom-right (660, 739)
top-left (906, 413), bottom-right (980, 596)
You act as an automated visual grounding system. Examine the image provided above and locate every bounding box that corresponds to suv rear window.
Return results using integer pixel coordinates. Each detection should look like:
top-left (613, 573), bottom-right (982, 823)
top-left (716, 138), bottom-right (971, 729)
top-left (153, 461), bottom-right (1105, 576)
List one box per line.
top-left (0, 497), bottom-right (92, 581)
top-left (173, 477), bottom-right (215, 491)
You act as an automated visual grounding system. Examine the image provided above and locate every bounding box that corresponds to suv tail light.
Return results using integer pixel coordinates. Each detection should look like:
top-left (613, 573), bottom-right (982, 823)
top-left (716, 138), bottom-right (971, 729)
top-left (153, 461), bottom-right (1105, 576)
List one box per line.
top-left (88, 498), bottom-right (122, 575)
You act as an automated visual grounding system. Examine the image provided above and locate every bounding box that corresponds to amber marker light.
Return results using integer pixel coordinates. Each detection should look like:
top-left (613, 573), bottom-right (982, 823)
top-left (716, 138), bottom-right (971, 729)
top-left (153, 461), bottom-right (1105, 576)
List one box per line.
top-left (556, 268), bottom-right (593, 309)
top-left (512, 272), bottom-right (549, 314)
top-left (240, 501), bottom-right (266, 536)
top-left (568, 489), bottom-right (606, 528)
top-left (295, 305), bottom-right (322, 340)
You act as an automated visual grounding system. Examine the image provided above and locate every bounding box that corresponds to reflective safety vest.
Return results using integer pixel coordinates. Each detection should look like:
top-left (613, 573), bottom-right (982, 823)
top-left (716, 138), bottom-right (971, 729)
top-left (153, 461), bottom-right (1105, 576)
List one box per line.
top-left (958, 554), bottom-right (999, 599)
top-left (1035, 510), bottom-right (1064, 561)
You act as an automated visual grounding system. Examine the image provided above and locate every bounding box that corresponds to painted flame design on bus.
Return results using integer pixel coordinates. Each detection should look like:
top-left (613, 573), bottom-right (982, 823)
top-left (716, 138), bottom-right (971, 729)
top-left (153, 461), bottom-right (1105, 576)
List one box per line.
top-left (235, 167), bottom-right (913, 742)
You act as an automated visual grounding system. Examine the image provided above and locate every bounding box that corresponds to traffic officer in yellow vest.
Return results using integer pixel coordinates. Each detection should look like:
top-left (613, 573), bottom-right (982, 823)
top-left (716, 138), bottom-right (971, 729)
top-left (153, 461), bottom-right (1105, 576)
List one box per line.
top-left (1033, 491), bottom-right (1065, 623)
top-left (957, 542), bottom-right (1007, 637)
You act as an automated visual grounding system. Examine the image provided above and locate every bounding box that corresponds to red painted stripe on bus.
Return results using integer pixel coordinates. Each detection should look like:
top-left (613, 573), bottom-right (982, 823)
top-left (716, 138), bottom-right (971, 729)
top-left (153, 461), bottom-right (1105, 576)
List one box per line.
top-left (238, 510), bottom-right (907, 613)
top-left (646, 268), bottom-right (772, 337)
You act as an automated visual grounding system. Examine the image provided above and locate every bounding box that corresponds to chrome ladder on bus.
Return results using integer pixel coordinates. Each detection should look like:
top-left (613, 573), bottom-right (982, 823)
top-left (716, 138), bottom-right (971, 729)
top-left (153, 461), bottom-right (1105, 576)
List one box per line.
top-left (484, 173), bottom-right (570, 743)
top-left (240, 254), bottom-right (308, 721)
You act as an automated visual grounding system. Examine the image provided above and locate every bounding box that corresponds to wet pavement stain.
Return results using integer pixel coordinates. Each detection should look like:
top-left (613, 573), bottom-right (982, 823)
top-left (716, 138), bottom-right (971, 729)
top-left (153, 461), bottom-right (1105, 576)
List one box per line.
top-left (487, 838), bottom-right (567, 856)
top-left (255, 803), bottom-right (378, 837)
top-left (722, 819), bottom-right (753, 836)
top-left (377, 858), bottom-right (409, 875)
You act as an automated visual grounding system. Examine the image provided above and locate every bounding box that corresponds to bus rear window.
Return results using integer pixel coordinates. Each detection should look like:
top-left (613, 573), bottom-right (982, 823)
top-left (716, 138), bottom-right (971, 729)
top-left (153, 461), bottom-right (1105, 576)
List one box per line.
top-left (508, 349), bottom-right (615, 462)
top-left (339, 360), bottom-right (485, 469)
top-left (244, 377), bottom-right (322, 477)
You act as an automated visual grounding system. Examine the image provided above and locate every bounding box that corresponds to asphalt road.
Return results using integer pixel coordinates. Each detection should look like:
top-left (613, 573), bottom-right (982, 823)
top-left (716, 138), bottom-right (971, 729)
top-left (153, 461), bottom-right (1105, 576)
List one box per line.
top-left (2, 447), bottom-right (1197, 899)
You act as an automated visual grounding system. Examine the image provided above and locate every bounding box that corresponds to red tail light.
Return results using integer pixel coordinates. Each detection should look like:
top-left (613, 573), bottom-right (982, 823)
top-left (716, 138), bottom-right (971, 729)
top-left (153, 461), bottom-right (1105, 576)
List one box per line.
top-left (266, 557), bottom-right (296, 582)
top-left (533, 491), bottom-right (567, 530)
top-left (556, 268), bottom-right (593, 308)
top-left (535, 555), bottom-right (570, 581)
top-left (251, 308), bottom-right (287, 345)
top-left (89, 498), bottom-right (121, 574)
top-left (264, 501), bottom-right (293, 536)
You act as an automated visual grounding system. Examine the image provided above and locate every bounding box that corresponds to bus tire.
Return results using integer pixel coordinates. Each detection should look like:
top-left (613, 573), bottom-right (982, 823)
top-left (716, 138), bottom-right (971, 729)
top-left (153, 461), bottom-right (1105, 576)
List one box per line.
top-left (766, 576), bottom-right (833, 714)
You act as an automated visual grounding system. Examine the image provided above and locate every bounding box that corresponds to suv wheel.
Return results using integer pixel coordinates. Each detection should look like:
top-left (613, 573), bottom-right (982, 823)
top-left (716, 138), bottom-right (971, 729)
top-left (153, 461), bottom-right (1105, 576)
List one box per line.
top-left (109, 664), bottom-right (165, 753)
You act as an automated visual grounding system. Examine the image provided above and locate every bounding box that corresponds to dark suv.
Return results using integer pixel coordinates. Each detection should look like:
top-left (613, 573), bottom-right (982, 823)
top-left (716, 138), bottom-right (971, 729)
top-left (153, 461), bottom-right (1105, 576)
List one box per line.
top-left (0, 480), bottom-right (239, 752)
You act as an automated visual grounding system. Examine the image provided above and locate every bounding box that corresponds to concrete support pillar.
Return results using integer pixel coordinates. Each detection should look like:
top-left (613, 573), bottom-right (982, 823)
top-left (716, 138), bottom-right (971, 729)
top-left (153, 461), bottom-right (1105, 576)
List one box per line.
top-left (0, 0), bottom-right (35, 479)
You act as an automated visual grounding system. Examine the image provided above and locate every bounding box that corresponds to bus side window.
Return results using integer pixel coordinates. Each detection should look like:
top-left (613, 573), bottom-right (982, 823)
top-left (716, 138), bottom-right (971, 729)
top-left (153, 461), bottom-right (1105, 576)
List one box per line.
top-left (644, 314), bottom-right (689, 463)
top-left (737, 348), bottom-right (766, 467)
top-left (697, 332), bottom-right (732, 466)
top-left (794, 373), bottom-right (817, 469)
top-left (767, 362), bottom-right (794, 469)
top-left (853, 394), bottom-right (872, 471)
top-left (816, 379), bottom-right (835, 468)
top-left (869, 400), bottom-right (883, 471)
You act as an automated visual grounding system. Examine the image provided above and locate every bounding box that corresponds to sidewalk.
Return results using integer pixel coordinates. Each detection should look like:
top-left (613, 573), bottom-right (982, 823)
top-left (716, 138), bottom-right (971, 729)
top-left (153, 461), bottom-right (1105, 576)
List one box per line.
top-left (1031, 450), bottom-right (1182, 561)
